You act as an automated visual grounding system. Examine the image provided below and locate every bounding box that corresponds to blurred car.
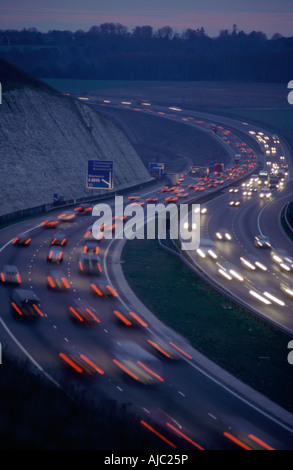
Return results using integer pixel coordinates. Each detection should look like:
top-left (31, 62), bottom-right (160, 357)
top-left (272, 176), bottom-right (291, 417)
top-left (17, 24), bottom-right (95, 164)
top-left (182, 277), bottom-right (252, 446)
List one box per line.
top-left (215, 229), bottom-right (232, 241)
top-left (271, 250), bottom-right (293, 272)
top-left (100, 222), bottom-right (116, 233)
top-left (254, 235), bottom-right (272, 248)
top-left (194, 206), bottom-right (207, 214)
top-left (78, 253), bottom-right (102, 275)
top-left (217, 261), bottom-right (244, 281)
top-left (280, 282), bottom-right (293, 298)
top-left (47, 246), bottom-right (64, 263)
top-left (11, 288), bottom-right (44, 319)
top-left (112, 341), bottom-right (164, 385)
top-left (12, 233), bottom-right (31, 246)
top-left (51, 232), bottom-right (67, 246)
top-left (259, 187), bottom-right (272, 199)
top-left (90, 280), bottom-right (118, 297)
top-left (229, 200), bottom-right (240, 207)
top-left (47, 269), bottom-right (70, 290)
top-left (59, 350), bottom-right (104, 376)
top-left (57, 211), bottom-right (76, 221)
top-left (74, 204), bottom-right (92, 215)
top-left (243, 189), bottom-right (252, 196)
top-left (165, 196), bottom-right (178, 202)
top-left (146, 335), bottom-right (180, 360)
top-left (68, 299), bottom-right (101, 325)
top-left (0, 265), bottom-right (21, 284)
top-left (196, 238), bottom-right (218, 260)
top-left (229, 188), bottom-right (239, 193)
top-left (113, 306), bottom-right (148, 327)
top-left (82, 240), bottom-right (100, 255)
top-left (41, 218), bottom-right (60, 229)
top-left (146, 197), bottom-right (159, 203)
top-left (240, 256), bottom-right (267, 271)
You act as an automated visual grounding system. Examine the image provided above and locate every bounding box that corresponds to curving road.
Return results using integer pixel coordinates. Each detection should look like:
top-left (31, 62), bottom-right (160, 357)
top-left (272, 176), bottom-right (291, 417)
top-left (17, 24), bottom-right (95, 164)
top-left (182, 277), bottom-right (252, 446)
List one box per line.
top-left (0, 97), bottom-right (293, 450)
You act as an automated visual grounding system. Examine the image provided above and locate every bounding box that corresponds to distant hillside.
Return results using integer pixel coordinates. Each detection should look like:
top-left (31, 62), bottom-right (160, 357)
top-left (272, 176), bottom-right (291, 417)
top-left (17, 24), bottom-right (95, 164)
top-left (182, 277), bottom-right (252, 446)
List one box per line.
top-left (0, 60), bottom-right (152, 216)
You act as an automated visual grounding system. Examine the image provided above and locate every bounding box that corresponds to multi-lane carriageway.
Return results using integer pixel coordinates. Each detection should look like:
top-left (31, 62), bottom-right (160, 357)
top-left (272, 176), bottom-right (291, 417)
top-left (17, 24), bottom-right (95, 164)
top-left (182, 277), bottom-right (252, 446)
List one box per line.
top-left (0, 98), bottom-right (293, 450)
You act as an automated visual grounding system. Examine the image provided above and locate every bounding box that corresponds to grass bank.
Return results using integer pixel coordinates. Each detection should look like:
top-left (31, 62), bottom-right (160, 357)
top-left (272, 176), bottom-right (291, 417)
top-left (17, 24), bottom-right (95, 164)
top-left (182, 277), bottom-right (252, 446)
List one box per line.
top-left (122, 237), bottom-right (293, 413)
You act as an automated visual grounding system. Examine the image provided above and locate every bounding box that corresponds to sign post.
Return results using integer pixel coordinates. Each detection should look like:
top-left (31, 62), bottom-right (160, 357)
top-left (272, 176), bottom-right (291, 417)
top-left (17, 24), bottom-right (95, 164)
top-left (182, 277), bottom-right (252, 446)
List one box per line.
top-left (87, 160), bottom-right (114, 190)
top-left (149, 162), bottom-right (165, 177)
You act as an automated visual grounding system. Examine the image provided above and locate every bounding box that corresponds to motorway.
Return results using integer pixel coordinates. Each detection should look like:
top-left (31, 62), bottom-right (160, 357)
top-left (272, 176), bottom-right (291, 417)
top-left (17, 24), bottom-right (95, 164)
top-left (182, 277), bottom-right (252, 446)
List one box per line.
top-left (0, 96), bottom-right (293, 450)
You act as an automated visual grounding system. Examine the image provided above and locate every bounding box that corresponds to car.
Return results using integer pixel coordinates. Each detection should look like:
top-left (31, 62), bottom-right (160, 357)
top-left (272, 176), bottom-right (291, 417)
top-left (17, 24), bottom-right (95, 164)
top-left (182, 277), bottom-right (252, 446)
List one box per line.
top-left (254, 235), bottom-right (272, 248)
top-left (47, 269), bottom-right (70, 290)
top-left (194, 207), bottom-right (207, 215)
top-left (217, 261), bottom-right (244, 281)
top-left (146, 335), bottom-right (180, 360)
top-left (0, 265), bottom-right (21, 284)
top-left (82, 240), bottom-right (100, 255)
top-left (183, 221), bottom-right (197, 231)
top-left (215, 229), bottom-right (232, 241)
top-left (229, 200), bottom-right (240, 207)
top-left (68, 299), bottom-right (101, 325)
top-left (100, 222), bottom-right (116, 233)
top-left (112, 341), bottom-right (164, 385)
top-left (47, 246), bottom-right (64, 263)
top-left (78, 254), bottom-right (102, 275)
top-left (11, 288), bottom-right (44, 319)
top-left (90, 280), bottom-right (118, 297)
top-left (271, 250), bottom-right (293, 272)
top-left (229, 188), bottom-right (239, 193)
top-left (113, 307), bottom-right (148, 327)
top-left (146, 197), bottom-right (159, 203)
top-left (74, 204), bottom-right (92, 215)
top-left (41, 218), bottom-right (60, 229)
top-left (57, 211), bottom-right (76, 221)
top-left (196, 238), bottom-right (218, 259)
top-left (280, 282), bottom-right (293, 298)
top-left (259, 187), bottom-right (272, 199)
top-left (165, 196), bottom-right (178, 202)
top-left (51, 232), bottom-right (67, 246)
top-left (59, 349), bottom-right (104, 376)
top-left (12, 233), bottom-right (31, 246)
top-left (240, 256), bottom-right (267, 271)
top-left (177, 192), bottom-right (189, 199)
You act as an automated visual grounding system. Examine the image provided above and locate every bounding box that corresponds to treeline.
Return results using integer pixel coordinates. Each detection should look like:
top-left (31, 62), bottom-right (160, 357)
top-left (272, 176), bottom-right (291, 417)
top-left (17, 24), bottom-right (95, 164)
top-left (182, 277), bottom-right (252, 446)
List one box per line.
top-left (0, 24), bottom-right (292, 82)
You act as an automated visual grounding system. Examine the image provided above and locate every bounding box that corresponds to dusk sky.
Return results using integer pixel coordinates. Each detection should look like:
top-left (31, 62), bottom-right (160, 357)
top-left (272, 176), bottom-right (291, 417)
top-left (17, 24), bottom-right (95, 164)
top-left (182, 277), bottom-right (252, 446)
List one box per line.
top-left (0, 0), bottom-right (293, 37)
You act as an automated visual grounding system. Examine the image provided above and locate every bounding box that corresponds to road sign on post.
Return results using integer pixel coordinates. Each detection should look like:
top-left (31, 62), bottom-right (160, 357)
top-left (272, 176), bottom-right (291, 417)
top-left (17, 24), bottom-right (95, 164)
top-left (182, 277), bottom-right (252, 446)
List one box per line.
top-left (149, 162), bottom-right (165, 176)
top-left (87, 160), bottom-right (114, 190)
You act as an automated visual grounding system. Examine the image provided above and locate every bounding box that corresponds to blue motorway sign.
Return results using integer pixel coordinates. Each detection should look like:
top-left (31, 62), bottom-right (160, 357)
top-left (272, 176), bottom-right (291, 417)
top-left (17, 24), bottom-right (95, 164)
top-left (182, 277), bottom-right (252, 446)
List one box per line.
top-left (87, 160), bottom-right (114, 190)
top-left (149, 162), bottom-right (165, 175)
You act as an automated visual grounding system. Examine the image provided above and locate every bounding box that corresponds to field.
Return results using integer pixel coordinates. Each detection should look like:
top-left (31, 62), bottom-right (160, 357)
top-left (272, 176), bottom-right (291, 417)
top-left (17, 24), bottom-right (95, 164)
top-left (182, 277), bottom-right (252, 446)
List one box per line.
top-left (43, 79), bottom-right (290, 110)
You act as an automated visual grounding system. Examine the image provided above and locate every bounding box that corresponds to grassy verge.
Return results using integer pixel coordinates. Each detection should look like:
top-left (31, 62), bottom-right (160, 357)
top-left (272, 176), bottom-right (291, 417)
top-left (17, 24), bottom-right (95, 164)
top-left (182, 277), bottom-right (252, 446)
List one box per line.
top-left (122, 237), bottom-right (293, 413)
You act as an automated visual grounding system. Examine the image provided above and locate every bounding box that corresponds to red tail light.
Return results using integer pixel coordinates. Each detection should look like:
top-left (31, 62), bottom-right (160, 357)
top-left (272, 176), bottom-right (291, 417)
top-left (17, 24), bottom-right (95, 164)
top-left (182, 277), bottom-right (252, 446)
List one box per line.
top-left (33, 304), bottom-right (44, 317)
top-left (11, 302), bottom-right (23, 316)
